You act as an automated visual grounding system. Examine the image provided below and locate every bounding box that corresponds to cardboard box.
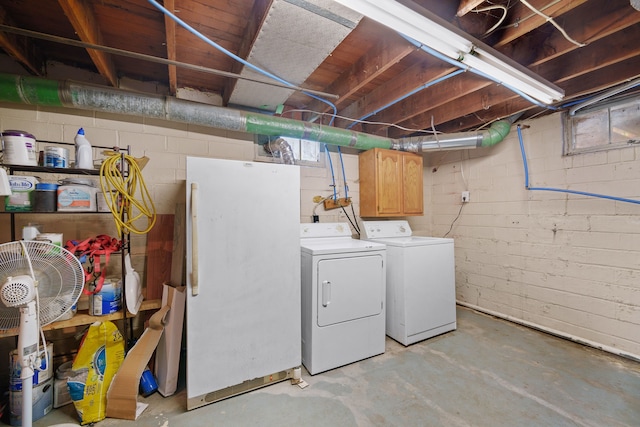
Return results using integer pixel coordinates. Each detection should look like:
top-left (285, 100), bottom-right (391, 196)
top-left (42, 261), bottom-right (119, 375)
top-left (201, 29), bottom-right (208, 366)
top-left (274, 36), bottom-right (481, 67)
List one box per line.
top-left (106, 304), bottom-right (170, 420)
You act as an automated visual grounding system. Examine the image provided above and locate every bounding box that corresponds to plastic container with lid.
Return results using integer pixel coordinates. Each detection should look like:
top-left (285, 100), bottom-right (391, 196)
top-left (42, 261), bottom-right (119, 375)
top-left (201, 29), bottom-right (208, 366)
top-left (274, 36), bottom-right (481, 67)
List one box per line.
top-left (33, 183), bottom-right (58, 212)
top-left (57, 178), bottom-right (97, 212)
top-left (1, 129), bottom-right (38, 166)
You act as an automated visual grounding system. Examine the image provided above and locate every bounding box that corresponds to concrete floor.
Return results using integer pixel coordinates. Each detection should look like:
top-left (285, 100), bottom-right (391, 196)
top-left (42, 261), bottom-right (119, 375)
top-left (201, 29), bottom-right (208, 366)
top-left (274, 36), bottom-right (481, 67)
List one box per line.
top-left (36, 306), bottom-right (640, 427)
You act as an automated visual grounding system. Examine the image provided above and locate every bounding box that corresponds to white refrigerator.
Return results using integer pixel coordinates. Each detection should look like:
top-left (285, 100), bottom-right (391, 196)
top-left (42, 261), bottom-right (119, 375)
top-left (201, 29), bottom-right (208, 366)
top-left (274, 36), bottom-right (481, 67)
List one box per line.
top-left (185, 157), bottom-right (301, 410)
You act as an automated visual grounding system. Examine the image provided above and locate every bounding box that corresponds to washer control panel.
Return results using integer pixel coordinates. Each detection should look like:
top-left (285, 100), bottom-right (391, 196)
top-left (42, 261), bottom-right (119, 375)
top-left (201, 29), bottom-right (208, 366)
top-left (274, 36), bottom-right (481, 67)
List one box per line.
top-left (361, 220), bottom-right (412, 239)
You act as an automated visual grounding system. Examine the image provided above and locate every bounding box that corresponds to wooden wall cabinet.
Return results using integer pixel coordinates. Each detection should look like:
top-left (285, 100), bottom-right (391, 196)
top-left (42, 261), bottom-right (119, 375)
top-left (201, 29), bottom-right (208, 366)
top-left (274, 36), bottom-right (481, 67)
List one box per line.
top-left (358, 148), bottom-right (424, 217)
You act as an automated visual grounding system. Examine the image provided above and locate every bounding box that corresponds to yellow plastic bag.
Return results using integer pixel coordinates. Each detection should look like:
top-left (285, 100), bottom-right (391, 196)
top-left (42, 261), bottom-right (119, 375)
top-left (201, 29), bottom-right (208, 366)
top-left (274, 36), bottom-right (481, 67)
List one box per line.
top-left (67, 321), bottom-right (125, 425)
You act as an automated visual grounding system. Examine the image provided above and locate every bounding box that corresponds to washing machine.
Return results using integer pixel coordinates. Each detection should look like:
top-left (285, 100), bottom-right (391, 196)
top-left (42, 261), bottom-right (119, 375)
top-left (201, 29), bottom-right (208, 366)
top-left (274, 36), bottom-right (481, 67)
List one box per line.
top-left (361, 220), bottom-right (456, 346)
top-left (300, 222), bottom-right (386, 375)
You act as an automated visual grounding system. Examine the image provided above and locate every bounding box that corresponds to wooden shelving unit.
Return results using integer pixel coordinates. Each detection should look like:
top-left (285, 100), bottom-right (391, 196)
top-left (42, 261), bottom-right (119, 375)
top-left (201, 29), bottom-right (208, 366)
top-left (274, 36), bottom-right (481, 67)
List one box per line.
top-left (1, 141), bottom-right (146, 347)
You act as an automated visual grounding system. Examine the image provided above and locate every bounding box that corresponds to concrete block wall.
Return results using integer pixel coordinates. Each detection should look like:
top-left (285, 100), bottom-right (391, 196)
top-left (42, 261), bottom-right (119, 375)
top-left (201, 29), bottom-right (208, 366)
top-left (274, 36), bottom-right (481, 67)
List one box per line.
top-left (0, 102), bottom-right (361, 291)
top-left (416, 113), bottom-right (640, 358)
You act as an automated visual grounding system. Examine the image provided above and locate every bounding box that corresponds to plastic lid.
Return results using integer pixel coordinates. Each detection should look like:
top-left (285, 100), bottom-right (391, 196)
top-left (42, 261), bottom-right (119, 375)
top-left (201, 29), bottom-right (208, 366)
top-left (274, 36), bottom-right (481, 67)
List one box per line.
top-left (1, 130), bottom-right (36, 139)
top-left (36, 183), bottom-right (58, 190)
top-left (77, 128), bottom-right (85, 135)
top-left (59, 177), bottom-right (95, 186)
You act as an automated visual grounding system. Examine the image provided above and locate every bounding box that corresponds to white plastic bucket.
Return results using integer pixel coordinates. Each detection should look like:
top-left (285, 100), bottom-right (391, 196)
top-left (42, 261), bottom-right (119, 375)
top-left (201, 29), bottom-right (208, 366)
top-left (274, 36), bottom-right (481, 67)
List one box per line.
top-left (1, 130), bottom-right (38, 166)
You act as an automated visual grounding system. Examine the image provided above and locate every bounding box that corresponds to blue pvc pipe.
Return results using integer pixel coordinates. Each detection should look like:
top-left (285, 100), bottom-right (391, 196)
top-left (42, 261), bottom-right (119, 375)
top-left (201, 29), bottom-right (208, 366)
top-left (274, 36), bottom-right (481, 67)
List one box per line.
top-left (325, 144), bottom-right (338, 200)
top-left (147, 0), bottom-right (337, 118)
top-left (337, 146), bottom-right (348, 198)
top-left (517, 125), bottom-right (640, 204)
top-left (346, 69), bottom-right (466, 129)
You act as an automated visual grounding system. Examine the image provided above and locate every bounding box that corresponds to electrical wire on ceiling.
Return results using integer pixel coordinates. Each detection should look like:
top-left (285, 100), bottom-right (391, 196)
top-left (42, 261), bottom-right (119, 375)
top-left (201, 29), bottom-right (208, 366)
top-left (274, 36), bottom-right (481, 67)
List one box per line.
top-left (280, 109), bottom-right (444, 136)
top-left (472, 4), bottom-right (508, 36)
top-left (519, 0), bottom-right (586, 47)
top-left (496, 0), bottom-right (586, 48)
top-left (147, 0), bottom-right (338, 119)
top-left (345, 69), bottom-right (466, 129)
top-left (497, 0), bottom-right (561, 30)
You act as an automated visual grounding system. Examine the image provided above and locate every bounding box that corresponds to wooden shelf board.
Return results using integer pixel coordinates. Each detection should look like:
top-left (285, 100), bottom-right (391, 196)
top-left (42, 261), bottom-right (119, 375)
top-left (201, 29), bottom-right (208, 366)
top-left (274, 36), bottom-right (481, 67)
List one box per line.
top-left (0, 299), bottom-right (162, 338)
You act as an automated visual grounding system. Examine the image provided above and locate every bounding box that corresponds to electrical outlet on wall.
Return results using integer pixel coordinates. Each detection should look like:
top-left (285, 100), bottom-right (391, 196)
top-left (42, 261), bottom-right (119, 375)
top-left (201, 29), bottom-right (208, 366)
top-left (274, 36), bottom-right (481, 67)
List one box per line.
top-left (462, 191), bottom-right (470, 203)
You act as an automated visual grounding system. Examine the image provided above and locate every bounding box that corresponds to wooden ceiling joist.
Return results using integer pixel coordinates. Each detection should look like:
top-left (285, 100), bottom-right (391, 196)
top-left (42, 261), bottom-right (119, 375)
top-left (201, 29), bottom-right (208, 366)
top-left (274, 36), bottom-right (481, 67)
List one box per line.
top-left (494, 0), bottom-right (588, 48)
top-left (0, 7), bottom-right (43, 75)
top-left (456, 0), bottom-right (487, 17)
top-left (521, 0), bottom-right (640, 66)
top-left (305, 32), bottom-right (416, 115)
top-left (335, 61), bottom-right (458, 130)
top-left (222, 0), bottom-right (272, 106)
top-left (58, 0), bottom-right (118, 87)
top-left (162, 0), bottom-right (177, 95)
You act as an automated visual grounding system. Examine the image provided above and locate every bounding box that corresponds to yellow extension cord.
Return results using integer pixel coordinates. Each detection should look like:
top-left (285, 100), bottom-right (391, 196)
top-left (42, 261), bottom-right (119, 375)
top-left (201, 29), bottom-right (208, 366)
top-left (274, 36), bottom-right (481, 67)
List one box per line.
top-left (99, 153), bottom-right (156, 237)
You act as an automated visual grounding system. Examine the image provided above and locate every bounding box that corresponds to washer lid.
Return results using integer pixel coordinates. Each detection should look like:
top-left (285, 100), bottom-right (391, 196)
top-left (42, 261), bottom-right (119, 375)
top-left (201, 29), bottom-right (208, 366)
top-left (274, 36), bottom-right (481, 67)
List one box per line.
top-left (361, 220), bottom-right (412, 239)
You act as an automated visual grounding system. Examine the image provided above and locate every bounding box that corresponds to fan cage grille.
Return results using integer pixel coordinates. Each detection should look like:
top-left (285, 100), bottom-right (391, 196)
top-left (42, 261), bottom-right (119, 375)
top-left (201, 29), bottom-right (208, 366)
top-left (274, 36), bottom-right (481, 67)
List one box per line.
top-left (0, 241), bottom-right (84, 330)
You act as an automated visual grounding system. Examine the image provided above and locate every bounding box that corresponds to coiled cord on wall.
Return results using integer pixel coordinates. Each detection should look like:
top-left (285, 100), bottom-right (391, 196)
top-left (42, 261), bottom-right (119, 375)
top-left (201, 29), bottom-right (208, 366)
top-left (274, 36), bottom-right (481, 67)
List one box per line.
top-left (100, 153), bottom-right (156, 236)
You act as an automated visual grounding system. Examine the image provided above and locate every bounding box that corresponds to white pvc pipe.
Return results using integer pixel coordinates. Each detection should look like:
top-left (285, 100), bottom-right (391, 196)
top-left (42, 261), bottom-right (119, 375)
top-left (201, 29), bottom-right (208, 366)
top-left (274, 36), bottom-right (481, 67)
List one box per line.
top-left (456, 300), bottom-right (640, 362)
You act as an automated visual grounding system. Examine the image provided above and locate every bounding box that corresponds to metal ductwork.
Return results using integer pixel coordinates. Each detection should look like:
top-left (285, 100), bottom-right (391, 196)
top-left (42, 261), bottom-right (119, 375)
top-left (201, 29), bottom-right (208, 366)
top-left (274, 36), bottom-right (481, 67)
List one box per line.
top-left (228, 0), bottom-right (361, 111)
top-left (0, 73), bottom-right (515, 152)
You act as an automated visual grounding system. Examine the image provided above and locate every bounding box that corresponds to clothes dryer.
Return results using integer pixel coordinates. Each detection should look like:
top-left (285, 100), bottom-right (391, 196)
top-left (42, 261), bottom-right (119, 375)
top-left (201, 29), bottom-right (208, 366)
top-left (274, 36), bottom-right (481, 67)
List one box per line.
top-left (300, 223), bottom-right (386, 375)
top-left (361, 220), bottom-right (456, 346)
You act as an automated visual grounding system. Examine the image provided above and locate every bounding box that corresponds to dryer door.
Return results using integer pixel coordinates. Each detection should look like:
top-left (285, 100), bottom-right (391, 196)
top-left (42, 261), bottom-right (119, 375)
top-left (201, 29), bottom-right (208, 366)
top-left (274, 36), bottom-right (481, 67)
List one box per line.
top-left (317, 254), bottom-right (384, 327)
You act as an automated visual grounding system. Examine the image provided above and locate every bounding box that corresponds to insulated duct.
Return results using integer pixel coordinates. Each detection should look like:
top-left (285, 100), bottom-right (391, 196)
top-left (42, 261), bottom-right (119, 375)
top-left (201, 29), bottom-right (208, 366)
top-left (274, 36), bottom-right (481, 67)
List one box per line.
top-left (266, 138), bottom-right (296, 165)
top-left (0, 73), bottom-right (514, 152)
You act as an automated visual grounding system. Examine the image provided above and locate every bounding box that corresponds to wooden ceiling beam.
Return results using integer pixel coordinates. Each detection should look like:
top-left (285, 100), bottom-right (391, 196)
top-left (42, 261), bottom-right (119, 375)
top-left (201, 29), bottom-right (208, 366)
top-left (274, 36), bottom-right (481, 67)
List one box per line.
top-left (558, 54), bottom-right (640, 99)
top-left (500, 0), bottom-right (640, 66)
top-left (346, 2), bottom-right (638, 137)
top-left (58, 0), bottom-right (118, 87)
top-left (456, 0), bottom-right (486, 17)
top-left (305, 30), bottom-right (416, 115)
top-left (532, 24), bottom-right (640, 83)
top-left (435, 96), bottom-right (531, 134)
top-left (222, 0), bottom-right (272, 106)
top-left (396, 44), bottom-right (640, 136)
top-left (163, 0), bottom-right (177, 95)
top-left (387, 82), bottom-right (516, 137)
top-left (436, 54), bottom-right (640, 134)
top-left (334, 61), bottom-right (458, 129)
top-left (494, 0), bottom-right (588, 48)
top-left (0, 7), bottom-right (43, 75)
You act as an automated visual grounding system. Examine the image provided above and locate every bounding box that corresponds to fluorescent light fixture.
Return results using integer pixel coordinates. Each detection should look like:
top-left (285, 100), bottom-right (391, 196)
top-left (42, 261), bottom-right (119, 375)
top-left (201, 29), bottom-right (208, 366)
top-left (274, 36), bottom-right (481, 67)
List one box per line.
top-left (333, 0), bottom-right (564, 105)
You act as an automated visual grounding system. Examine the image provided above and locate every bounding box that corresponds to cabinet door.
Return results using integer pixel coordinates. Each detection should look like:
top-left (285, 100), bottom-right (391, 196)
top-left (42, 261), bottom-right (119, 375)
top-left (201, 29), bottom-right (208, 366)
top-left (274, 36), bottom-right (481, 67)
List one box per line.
top-left (402, 153), bottom-right (424, 215)
top-left (375, 149), bottom-right (403, 215)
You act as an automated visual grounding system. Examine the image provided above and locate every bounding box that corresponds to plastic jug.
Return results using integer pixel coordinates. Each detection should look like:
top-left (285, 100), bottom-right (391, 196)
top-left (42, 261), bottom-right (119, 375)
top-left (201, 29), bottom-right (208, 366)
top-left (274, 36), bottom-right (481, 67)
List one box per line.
top-left (74, 128), bottom-right (93, 169)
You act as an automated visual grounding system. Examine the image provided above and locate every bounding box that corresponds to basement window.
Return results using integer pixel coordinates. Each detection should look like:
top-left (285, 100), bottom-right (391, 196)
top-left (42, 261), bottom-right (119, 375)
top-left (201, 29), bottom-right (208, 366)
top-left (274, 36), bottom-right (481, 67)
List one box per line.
top-left (564, 95), bottom-right (640, 155)
top-left (254, 135), bottom-right (325, 167)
